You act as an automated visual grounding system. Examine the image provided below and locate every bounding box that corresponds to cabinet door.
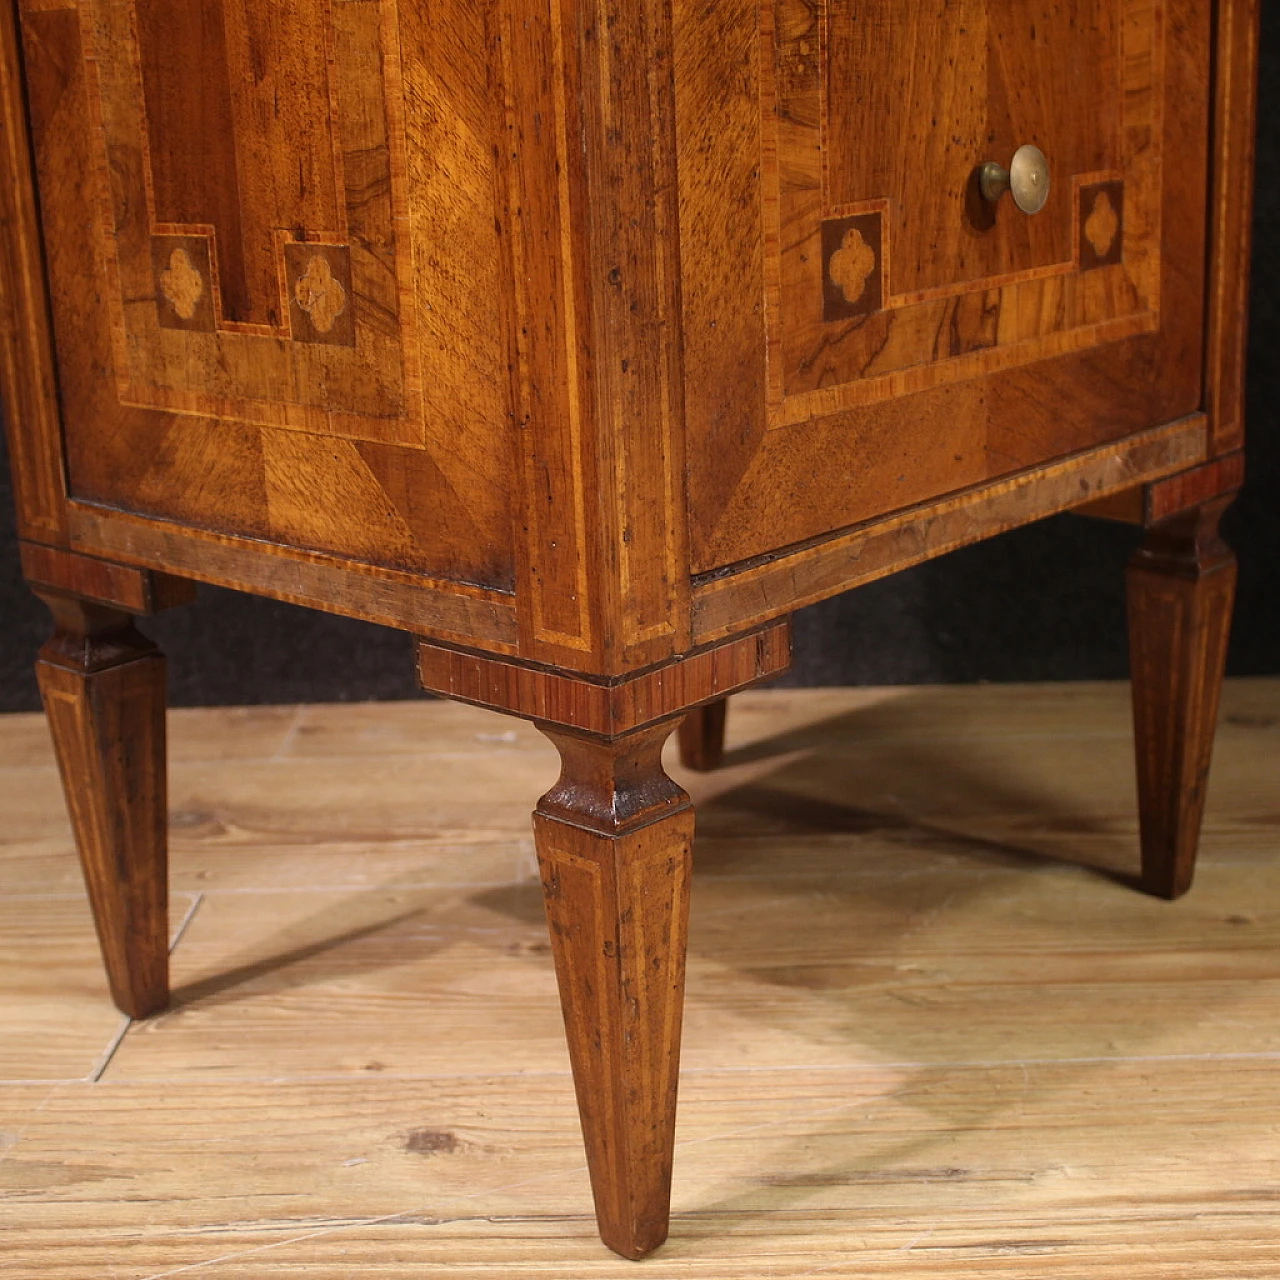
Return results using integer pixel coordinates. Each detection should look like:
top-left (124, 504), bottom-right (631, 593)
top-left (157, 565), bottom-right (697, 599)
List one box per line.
top-left (679, 0), bottom-right (1211, 573)
top-left (16, 0), bottom-right (514, 590)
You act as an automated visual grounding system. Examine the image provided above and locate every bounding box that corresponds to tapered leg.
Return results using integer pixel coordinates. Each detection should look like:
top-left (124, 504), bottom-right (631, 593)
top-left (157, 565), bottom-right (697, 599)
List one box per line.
top-left (34, 594), bottom-right (169, 1017)
top-left (678, 697), bottom-right (727, 771)
top-left (533, 720), bottom-right (693, 1259)
top-left (1127, 498), bottom-right (1237, 900)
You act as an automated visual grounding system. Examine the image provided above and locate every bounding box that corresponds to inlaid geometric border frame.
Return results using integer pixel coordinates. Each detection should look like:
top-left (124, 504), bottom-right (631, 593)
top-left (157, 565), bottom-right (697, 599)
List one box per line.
top-left (759, 0), bottom-right (1167, 430)
top-left (60, 0), bottom-right (425, 446)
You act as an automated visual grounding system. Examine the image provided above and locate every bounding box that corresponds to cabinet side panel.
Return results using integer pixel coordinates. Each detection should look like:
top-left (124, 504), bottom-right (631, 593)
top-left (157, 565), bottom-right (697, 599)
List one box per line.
top-left (17, 0), bottom-right (517, 594)
top-left (1204, 0), bottom-right (1260, 454)
top-left (0, 0), bottom-right (66, 541)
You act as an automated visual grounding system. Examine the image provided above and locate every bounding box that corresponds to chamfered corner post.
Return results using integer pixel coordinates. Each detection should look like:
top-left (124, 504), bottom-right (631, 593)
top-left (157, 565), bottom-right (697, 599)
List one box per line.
top-left (533, 718), bottom-right (693, 1259)
top-left (33, 592), bottom-right (170, 1018)
top-left (677, 697), bottom-right (728, 771)
top-left (1126, 497), bottom-right (1237, 900)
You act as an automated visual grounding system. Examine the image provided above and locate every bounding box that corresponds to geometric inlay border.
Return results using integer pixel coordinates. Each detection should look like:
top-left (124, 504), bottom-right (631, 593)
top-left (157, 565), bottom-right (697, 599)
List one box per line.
top-left (760, 0), bottom-right (1167, 429)
top-left (73, 0), bottom-right (422, 445)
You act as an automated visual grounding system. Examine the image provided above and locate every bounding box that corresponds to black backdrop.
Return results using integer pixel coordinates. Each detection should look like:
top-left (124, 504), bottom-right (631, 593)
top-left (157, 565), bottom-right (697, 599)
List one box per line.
top-left (2, 19), bottom-right (1277, 712)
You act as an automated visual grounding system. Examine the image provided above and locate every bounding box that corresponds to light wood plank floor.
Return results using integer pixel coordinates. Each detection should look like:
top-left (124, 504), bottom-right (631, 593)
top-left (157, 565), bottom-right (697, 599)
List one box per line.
top-left (1, 681), bottom-right (1278, 1278)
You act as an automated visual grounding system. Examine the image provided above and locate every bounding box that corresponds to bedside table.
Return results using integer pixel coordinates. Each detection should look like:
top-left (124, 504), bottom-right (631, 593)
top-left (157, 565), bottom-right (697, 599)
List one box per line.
top-left (0, 0), bottom-right (1258, 1258)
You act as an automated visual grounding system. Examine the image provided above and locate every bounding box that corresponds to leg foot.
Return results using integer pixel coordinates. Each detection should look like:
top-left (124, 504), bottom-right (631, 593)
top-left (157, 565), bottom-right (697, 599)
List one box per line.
top-left (1127, 499), bottom-right (1236, 900)
top-left (34, 595), bottom-right (169, 1017)
top-left (534, 721), bottom-right (692, 1259)
top-left (678, 698), bottom-right (727, 771)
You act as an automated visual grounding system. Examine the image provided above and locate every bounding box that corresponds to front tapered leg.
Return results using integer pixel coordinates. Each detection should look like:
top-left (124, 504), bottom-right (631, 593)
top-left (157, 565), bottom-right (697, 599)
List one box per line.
top-left (534, 721), bottom-right (693, 1259)
top-left (1127, 498), bottom-right (1237, 900)
top-left (34, 594), bottom-right (169, 1017)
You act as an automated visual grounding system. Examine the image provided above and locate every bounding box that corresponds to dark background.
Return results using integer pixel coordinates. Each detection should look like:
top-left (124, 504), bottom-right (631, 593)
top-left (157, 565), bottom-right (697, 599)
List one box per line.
top-left (1, 20), bottom-right (1276, 712)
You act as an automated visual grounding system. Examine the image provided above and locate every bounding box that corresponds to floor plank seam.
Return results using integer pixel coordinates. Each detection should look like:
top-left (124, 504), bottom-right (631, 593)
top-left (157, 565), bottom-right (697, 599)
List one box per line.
top-left (84, 893), bottom-right (210, 1085)
top-left (169, 892), bottom-right (206, 954)
top-left (0, 890), bottom-right (101, 901)
top-left (133, 1156), bottom-right (601, 1280)
top-left (68, 1049), bottom-right (1280, 1088)
top-left (131, 1071), bottom-right (1142, 1279)
top-left (0, 1079), bottom-right (71, 1165)
top-left (188, 880), bottom-right (534, 895)
top-left (87, 1014), bottom-right (134, 1084)
top-left (266, 706), bottom-right (306, 762)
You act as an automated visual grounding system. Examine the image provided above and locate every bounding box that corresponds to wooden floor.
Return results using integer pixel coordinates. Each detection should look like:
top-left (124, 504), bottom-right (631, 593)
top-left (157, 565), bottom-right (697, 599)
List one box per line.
top-left (1, 681), bottom-right (1278, 1278)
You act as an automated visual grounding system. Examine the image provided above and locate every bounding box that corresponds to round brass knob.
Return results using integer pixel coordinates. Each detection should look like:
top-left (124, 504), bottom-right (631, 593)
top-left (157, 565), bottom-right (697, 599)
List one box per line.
top-left (979, 144), bottom-right (1051, 215)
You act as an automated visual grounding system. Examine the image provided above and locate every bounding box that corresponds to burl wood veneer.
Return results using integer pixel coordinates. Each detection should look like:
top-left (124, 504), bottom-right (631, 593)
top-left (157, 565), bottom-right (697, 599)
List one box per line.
top-left (0, 0), bottom-right (1259, 1258)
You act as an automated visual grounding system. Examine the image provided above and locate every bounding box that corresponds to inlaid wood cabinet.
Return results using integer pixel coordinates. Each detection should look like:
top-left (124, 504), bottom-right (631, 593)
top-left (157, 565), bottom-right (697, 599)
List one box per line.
top-left (0, 0), bottom-right (1258, 1258)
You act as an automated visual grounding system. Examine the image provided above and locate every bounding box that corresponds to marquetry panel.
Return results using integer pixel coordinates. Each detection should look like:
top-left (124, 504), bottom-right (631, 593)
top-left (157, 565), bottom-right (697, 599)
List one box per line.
top-left (767, 0), bottom-right (1161, 423)
top-left (677, 0), bottom-right (1211, 577)
top-left (50, 0), bottom-right (416, 438)
top-left (17, 0), bottom-right (516, 590)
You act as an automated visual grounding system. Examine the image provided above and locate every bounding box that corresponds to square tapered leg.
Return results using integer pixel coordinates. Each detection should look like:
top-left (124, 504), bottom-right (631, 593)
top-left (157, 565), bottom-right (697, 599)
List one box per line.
top-left (534, 720), bottom-right (693, 1258)
top-left (35, 594), bottom-right (170, 1018)
top-left (1127, 498), bottom-right (1237, 900)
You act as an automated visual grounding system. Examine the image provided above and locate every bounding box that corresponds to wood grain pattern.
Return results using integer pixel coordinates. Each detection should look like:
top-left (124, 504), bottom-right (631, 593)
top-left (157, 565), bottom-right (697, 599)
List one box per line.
top-left (825, 2), bottom-right (1119, 297)
top-left (1073, 451), bottom-right (1245, 527)
top-left (1205, 0), bottom-right (1260, 454)
top-left (673, 0), bottom-right (765, 579)
top-left (1127, 498), bottom-right (1237, 900)
top-left (495, 0), bottom-right (593, 658)
top-left (33, 595), bottom-right (169, 1018)
top-left (137, 0), bottom-right (344, 329)
top-left (770, 0), bottom-right (1154, 408)
top-left (67, 504), bottom-right (520, 651)
top-left (20, 541), bottom-right (195, 614)
top-left (418, 621), bottom-right (791, 737)
top-left (4, 1060), bottom-right (1280, 1276)
top-left (499, 0), bottom-right (690, 671)
top-left (0, 0), bottom-right (1259, 686)
top-left (0, 3), bottom-right (1263, 1254)
top-left (7, 684), bottom-right (1275, 1076)
top-left (678, 697), bottom-right (727, 772)
top-left (12, 0), bottom-right (515, 594)
top-left (683, 0), bottom-right (1212, 575)
top-left (692, 416), bottom-right (1208, 645)
top-left (534, 721), bottom-right (693, 1258)
top-left (0, 903), bottom-right (133, 1080)
top-left (576, 0), bottom-right (690, 666)
top-left (133, 0), bottom-right (249, 318)
top-left (0, 0), bottom-right (67, 541)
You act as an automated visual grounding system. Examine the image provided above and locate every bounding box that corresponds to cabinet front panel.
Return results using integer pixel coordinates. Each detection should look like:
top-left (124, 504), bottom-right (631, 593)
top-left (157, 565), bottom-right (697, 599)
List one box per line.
top-left (19, 0), bottom-right (515, 588)
top-left (679, 0), bottom-right (1209, 574)
top-left (824, 1), bottom-right (1120, 300)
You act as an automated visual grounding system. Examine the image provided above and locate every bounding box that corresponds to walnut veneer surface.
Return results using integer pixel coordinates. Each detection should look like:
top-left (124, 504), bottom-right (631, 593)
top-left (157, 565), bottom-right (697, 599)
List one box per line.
top-left (0, 0), bottom-right (1261, 1259)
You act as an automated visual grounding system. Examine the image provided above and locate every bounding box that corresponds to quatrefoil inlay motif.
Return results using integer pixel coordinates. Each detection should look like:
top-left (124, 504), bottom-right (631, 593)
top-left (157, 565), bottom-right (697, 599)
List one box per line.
top-left (293, 253), bottom-right (347, 335)
top-left (159, 248), bottom-right (204, 320)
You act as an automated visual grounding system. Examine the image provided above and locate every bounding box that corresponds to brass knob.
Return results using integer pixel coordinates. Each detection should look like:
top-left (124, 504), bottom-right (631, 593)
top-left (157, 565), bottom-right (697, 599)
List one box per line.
top-left (979, 144), bottom-right (1051, 215)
